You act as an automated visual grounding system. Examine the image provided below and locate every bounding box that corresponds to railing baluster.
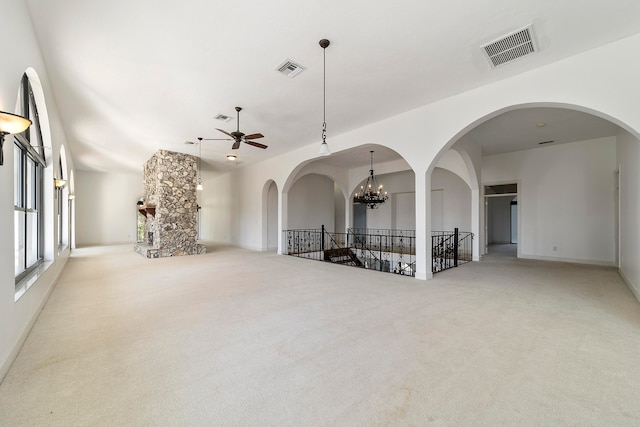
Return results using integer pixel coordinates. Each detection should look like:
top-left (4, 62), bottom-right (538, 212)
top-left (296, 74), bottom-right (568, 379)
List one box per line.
top-left (284, 227), bottom-right (417, 277)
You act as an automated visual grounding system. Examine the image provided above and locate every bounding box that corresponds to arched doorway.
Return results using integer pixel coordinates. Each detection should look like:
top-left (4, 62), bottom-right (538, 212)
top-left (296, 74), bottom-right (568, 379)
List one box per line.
top-left (429, 104), bottom-right (631, 271)
top-left (262, 180), bottom-right (279, 251)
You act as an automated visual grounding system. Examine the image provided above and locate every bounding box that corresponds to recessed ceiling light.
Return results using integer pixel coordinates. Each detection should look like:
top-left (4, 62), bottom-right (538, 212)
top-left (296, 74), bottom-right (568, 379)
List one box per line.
top-left (226, 154), bottom-right (237, 161)
top-left (536, 123), bottom-right (546, 127)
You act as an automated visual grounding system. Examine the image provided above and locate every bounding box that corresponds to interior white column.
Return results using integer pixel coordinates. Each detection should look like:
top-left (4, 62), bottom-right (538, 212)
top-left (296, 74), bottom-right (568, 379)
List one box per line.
top-left (471, 188), bottom-right (481, 261)
top-left (414, 170), bottom-right (432, 280)
top-left (278, 191), bottom-right (288, 255)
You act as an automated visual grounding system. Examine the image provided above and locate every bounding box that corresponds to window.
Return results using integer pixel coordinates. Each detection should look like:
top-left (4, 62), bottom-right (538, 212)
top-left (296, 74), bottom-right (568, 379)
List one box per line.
top-left (14, 73), bottom-right (46, 283)
top-left (57, 156), bottom-right (64, 247)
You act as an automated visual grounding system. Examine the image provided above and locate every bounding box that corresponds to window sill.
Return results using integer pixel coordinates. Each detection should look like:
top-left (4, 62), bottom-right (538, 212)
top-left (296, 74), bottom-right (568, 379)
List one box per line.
top-left (15, 260), bottom-right (54, 302)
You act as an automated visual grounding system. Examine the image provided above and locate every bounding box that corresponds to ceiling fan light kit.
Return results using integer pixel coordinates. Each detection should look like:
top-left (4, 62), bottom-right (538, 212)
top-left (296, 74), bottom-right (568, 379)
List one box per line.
top-left (201, 106), bottom-right (267, 151)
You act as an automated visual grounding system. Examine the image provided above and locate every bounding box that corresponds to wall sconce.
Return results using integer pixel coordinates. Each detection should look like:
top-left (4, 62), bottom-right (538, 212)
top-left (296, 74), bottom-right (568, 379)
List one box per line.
top-left (0, 111), bottom-right (32, 165)
top-left (68, 194), bottom-right (75, 200)
top-left (54, 178), bottom-right (67, 189)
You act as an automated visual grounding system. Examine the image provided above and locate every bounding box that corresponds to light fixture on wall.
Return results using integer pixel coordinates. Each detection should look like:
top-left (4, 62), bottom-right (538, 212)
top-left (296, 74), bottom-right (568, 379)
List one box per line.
top-left (54, 178), bottom-right (67, 189)
top-left (353, 150), bottom-right (388, 209)
top-left (0, 111), bottom-right (32, 165)
top-left (68, 194), bottom-right (76, 200)
top-left (196, 138), bottom-right (203, 191)
top-left (318, 39), bottom-right (331, 156)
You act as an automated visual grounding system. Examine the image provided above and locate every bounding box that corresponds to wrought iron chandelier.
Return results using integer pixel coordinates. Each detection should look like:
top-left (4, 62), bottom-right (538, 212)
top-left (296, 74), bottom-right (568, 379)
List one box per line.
top-left (353, 150), bottom-right (388, 209)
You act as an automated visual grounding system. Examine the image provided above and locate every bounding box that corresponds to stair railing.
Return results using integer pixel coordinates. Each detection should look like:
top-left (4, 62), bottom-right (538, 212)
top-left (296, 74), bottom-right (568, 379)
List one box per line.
top-left (432, 228), bottom-right (473, 273)
top-left (284, 226), bottom-right (416, 277)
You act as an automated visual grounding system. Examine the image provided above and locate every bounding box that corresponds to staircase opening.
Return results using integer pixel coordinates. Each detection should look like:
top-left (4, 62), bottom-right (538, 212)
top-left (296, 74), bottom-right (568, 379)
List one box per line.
top-left (432, 228), bottom-right (473, 273)
top-left (283, 226), bottom-right (415, 276)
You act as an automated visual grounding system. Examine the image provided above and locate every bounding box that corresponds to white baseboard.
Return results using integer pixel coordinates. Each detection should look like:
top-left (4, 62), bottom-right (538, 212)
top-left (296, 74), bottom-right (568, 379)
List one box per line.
top-left (619, 269), bottom-right (640, 304)
top-left (518, 253), bottom-right (617, 267)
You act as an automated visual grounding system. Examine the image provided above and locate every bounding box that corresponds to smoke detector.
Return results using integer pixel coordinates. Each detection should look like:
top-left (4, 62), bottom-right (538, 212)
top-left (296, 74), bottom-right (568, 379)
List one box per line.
top-left (275, 59), bottom-right (306, 78)
top-left (481, 24), bottom-right (538, 68)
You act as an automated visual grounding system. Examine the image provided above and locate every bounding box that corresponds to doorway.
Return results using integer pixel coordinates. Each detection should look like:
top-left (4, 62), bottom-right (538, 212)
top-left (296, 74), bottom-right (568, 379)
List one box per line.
top-left (353, 203), bottom-right (367, 230)
top-left (484, 183), bottom-right (518, 257)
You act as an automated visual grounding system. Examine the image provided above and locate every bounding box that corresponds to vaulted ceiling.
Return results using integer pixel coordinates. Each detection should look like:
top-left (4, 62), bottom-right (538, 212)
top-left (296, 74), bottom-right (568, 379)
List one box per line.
top-left (25, 0), bottom-right (640, 174)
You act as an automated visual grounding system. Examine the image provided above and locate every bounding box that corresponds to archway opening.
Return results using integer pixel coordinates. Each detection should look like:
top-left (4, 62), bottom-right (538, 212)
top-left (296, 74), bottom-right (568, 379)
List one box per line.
top-left (429, 104), bottom-right (628, 270)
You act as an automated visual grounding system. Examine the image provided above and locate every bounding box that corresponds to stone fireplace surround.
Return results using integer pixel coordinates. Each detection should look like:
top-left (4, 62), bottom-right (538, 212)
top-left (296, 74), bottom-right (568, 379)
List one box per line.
top-left (134, 150), bottom-right (206, 258)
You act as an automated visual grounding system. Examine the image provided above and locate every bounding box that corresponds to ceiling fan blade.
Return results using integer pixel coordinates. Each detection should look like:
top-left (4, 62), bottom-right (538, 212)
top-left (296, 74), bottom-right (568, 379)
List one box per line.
top-left (216, 128), bottom-right (235, 138)
top-left (243, 133), bottom-right (264, 140)
top-left (232, 140), bottom-right (241, 150)
top-left (245, 140), bottom-right (268, 149)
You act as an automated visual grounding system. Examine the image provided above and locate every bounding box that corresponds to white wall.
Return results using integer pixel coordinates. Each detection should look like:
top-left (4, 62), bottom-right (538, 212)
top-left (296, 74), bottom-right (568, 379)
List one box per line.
top-left (75, 171), bottom-right (143, 246)
top-left (199, 172), bottom-right (232, 244)
top-left (617, 129), bottom-right (640, 299)
top-left (431, 167), bottom-right (472, 232)
top-left (0, 1), bottom-right (76, 380)
top-left (287, 174), bottom-right (335, 231)
top-left (364, 169), bottom-right (415, 230)
top-left (334, 183), bottom-right (345, 233)
top-left (392, 192), bottom-right (415, 230)
top-left (482, 137), bottom-right (617, 265)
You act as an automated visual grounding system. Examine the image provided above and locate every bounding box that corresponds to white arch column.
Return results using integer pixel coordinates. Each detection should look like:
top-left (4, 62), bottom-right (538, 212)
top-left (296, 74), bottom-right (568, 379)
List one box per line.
top-left (471, 188), bottom-right (481, 261)
top-left (277, 190), bottom-right (288, 255)
top-left (414, 168), bottom-right (431, 280)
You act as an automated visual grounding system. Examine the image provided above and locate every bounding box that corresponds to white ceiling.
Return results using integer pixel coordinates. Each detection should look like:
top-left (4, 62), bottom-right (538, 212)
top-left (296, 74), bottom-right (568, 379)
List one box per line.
top-left (24, 0), bottom-right (640, 174)
top-left (465, 107), bottom-right (621, 156)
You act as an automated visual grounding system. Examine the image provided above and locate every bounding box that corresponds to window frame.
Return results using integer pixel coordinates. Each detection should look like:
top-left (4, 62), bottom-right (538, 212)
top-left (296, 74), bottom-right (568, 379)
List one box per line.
top-left (14, 73), bottom-right (46, 284)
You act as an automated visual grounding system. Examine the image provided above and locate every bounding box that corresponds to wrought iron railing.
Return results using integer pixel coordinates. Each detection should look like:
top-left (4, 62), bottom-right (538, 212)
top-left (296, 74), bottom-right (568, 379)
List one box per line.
top-left (348, 228), bottom-right (415, 238)
top-left (283, 227), bottom-right (471, 276)
top-left (432, 228), bottom-right (473, 273)
top-left (283, 226), bottom-right (416, 276)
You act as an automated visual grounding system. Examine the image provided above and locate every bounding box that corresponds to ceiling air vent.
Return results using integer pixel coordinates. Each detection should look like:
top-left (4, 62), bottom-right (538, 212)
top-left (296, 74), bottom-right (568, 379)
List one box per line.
top-left (481, 24), bottom-right (538, 68)
top-left (275, 59), bottom-right (306, 78)
top-left (214, 113), bottom-right (232, 122)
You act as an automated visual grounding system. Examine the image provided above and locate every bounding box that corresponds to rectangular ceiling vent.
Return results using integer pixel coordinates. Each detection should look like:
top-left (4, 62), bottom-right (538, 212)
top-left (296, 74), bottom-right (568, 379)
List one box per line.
top-left (275, 59), bottom-right (306, 78)
top-left (214, 113), bottom-right (232, 122)
top-left (481, 24), bottom-right (538, 68)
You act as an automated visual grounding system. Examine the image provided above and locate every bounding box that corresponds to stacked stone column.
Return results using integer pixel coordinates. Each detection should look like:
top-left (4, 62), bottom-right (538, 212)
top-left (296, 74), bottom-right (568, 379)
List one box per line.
top-left (135, 150), bottom-right (206, 257)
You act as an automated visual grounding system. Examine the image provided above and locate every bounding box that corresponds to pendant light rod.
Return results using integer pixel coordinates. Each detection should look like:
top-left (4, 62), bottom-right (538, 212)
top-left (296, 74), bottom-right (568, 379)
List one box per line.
top-left (319, 38), bottom-right (331, 156)
top-left (196, 137), bottom-right (203, 191)
top-left (369, 150), bottom-right (374, 174)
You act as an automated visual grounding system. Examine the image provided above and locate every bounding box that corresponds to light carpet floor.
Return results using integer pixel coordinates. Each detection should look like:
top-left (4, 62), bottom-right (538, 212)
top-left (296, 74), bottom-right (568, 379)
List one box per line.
top-left (1, 243), bottom-right (639, 426)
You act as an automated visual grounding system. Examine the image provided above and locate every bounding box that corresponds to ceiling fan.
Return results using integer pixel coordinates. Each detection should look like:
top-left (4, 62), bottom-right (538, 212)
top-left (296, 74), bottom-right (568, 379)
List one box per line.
top-left (200, 106), bottom-right (267, 150)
